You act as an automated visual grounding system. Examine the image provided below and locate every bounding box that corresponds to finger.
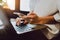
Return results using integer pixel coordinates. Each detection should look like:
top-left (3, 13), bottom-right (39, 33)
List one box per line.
top-left (29, 11), bottom-right (33, 14)
top-left (16, 22), bottom-right (20, 26)
top-left (16, 18), bottom-right (21, 26)
top-left (16, 19), bottom-right (20, 24)
top-left (27, 11), bottom-right (36, 16)
top-left (16, 20), bottom-right (20, 26)
top-left (14, 13), bottom-right (21, 16)
top-left (24, 20), bottom-right (28, 24)
top-left (30, 19), bottom-right (33, 22)
top-left (27, 13), bottom-right (35, 16)
top-left (22, 15), bottom-right (27, 19)
top-left (16, 17), bottom-right (20, 23)
top-left (26, 15), bottom-right (36, 19)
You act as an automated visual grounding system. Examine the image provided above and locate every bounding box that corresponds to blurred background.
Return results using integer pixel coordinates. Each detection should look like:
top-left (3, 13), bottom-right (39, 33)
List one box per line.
top-left (0, 0), bottom-right (60, 40)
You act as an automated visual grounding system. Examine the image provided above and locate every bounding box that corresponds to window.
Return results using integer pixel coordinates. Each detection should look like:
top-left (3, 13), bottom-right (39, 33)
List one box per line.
top-left (20, 0), bottom-right (30, 11)
top-left (0, 0), bottom-right (15, 10)
top-left (7, 0), bottom-right (15, 10)
top-left (0, 0), bottom-right (3, 5)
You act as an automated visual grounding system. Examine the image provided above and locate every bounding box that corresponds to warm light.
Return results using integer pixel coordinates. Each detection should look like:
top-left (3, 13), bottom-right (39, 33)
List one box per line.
top-left (3, 0), bottom-right (6, 2)
top-left (7, 0), bottom-right (15, 10)
top-left (3, 6), bottom-right (9, 9)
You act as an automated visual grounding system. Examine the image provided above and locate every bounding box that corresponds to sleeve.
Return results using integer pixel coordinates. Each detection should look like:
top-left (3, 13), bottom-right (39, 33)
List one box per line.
top-left (46, 24), bottom-right (59, 34)
top-left (45, 24), bottom-right (59, 34)
top-left (54, 13), bottom-right (60, 22)
top-left (54, 0), bottom-right (60, 22)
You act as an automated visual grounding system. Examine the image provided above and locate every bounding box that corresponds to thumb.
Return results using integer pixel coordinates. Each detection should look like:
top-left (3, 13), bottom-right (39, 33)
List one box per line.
top-left (28, 11), bottom-right (35, 16)
top-left (30, 11), bottom-right (34, 13)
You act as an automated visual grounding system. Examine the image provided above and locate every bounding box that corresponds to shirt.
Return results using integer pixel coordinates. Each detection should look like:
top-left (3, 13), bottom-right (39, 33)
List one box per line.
top-left (30, 0), bottom-right (60, 39)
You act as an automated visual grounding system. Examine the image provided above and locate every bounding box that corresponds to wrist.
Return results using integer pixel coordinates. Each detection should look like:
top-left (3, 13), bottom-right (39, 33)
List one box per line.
top-left (37, 17), bottom-right (50, 24)
top-left (34, 17), bottom-right (42, 24)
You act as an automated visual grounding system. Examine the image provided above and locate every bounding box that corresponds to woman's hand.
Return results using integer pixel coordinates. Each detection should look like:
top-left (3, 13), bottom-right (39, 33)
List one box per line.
top-left (26, 12), bottom-right (40, 24)
top-left (16, 17), bottom-right (28, 26)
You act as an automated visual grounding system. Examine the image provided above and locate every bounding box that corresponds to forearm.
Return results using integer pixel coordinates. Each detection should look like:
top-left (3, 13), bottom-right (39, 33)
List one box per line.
top-left (38, 16), bottom-right (57, 24)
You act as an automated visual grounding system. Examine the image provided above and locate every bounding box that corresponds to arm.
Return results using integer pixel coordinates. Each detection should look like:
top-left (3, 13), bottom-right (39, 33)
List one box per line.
top-left (26, 11), bottom-right (60, 35)
top-left (28, 13), bottom-right (57, 24)
top-left (36, 16), bottom-right (55, 24)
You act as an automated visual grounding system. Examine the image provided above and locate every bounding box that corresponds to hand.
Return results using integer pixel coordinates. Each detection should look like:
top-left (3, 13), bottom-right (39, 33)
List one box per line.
top-left (16, 17), bottom-right (28, 26)
top-left (26, 11), bottom-right (40, 24)
top-left (15, 11), bottom-right (39, 25)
